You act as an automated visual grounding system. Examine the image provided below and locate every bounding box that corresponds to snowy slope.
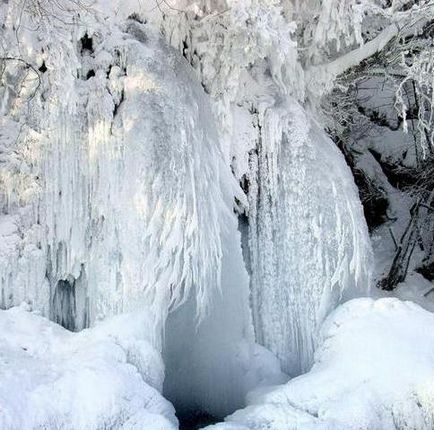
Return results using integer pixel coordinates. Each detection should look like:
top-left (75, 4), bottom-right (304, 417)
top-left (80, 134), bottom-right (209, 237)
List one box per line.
top-left (0, 304), bottom-right (177, 430)
top-left (206, 297), bottom-right (434, 430)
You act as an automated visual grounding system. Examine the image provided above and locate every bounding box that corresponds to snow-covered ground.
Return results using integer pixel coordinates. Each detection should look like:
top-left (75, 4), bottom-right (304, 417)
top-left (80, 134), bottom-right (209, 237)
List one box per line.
top-left (1, 1), bottom-right (433, 429)
top-left (0, 304), bottom-right (177, 430)
top-left (3, 297), bottom-right (434, 429)
top-left (206, 297), bottom-right (434, 430)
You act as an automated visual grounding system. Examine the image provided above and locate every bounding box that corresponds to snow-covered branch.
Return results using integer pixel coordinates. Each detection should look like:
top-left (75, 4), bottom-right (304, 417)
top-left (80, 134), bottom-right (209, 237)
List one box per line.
top-left (306, 4), bottom-right (434, 98)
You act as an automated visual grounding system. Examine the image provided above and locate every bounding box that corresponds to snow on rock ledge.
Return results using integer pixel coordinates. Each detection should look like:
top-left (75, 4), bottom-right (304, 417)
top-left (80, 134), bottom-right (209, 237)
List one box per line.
top-left (207, 298), bottom-right (434, 430)
top-left (0, 304), bottom-right (177, 430)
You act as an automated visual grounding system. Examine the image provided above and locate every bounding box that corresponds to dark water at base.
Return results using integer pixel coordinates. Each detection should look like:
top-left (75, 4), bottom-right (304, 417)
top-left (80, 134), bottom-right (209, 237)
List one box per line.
top-left (178, 411), bottom-right (220, 430)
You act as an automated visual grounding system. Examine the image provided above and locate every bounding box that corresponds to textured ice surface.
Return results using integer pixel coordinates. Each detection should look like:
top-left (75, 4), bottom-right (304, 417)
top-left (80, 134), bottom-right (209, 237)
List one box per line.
top-left (0, 304), bottom-right (177, 430)
top-left (161, 4), bottom-right (372, 376)
top-left (0, 8), bottom-right (232, 334)
top-left (0, 3), bottom-right (284, 419)
top-left (204, 298), bottom-right (434, 430)
top-left (246, 103), bottom-right (372, 375)
top-left (1, 1), bottom-right (375, 426)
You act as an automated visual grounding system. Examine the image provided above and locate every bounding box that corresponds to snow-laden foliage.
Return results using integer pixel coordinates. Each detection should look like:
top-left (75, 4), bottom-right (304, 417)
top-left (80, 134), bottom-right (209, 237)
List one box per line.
top-left (205, 298), bottom-right (434, 430)
top-left (0, 304), bottom-right (177, 430)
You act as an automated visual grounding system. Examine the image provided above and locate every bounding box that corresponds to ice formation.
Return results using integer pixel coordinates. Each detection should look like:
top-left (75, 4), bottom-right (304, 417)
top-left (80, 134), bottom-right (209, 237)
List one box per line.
top-left (162, 2), bottom-right (372, 375)
top-left (205, 297), bottom-right (434, 430)
top-left (0, 0), bottom-right (375, 426)
top-left (0, 3), bottom-right (234, 333)
top-left (246, 104), bottom-right (372, 375)
top-left (163, 222), bottom-right (286, 419)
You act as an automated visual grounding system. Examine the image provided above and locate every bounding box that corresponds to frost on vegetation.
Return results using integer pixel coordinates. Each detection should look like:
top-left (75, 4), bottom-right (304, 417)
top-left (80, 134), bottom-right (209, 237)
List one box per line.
top-left (206, 298), bottom-right (434, 430)
top-left (0, 304), bottom-right (177, 430)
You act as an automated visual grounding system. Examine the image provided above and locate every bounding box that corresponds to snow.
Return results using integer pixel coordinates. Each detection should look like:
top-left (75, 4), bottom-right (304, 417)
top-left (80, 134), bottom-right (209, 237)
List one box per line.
top-left (161, 2), bottom-right (373, 377)
top-left (0, 1), bottom-right (416, 428)
top-left (0, 304), bottom-right (177, 430)
top-left (207, 297), bottom-right (434, 430)
top-left (1, 2), bottom-right (287, 418)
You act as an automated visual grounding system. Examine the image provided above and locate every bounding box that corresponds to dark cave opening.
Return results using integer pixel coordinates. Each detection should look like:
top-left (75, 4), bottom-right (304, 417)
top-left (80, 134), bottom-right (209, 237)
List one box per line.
top-left (50, 266), bottom-right (89, 332)
top-left (52, 279), bottom-right (77, 331)
top-left (177, 411), bottom-right (219, 430)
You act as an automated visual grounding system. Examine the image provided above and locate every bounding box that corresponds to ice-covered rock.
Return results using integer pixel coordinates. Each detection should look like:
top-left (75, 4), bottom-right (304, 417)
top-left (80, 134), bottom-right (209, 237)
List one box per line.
top-left (0, 5), bottom-right (233, 334)
top-left (1, 1), bottom-right (375, 426)
top-left (0, 3), bottom-right (284, 419)
top-left (162, 4), bottom-right (372, 376)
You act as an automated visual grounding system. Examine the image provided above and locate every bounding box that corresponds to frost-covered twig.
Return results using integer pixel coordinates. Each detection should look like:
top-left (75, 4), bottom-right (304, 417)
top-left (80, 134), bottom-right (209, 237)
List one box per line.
top-left (0, 56), bottom-right (41, 101)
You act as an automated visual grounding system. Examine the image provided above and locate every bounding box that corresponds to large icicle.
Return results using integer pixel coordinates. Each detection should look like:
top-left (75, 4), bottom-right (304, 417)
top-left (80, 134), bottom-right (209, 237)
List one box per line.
top-left (246, 100), bottom-right (372, 375)
top-left (0, 3), bottom-right (232, 339)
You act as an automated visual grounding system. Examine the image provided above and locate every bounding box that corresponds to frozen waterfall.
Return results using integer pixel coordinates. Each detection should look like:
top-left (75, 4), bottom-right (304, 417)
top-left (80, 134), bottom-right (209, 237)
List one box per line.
top-left (245, 102), bottom-right (372, 375)
top-left (0, 0), bottom-right (374, 425)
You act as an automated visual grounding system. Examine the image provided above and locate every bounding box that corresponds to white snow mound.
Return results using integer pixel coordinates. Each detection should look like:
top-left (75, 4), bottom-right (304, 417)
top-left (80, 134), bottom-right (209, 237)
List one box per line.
top-left (0, 304), bottom-right (177, 430)
top-left (207, 298), bottom-right (434, 430)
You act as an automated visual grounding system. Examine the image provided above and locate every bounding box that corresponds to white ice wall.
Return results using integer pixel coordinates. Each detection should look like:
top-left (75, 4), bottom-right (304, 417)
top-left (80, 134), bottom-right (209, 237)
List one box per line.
top-left (0, 4), bottom-right (237, 340)
top-left (162, 3), bottom-right (373, 375)
top-left (1, 0), bottom-right (373, 412)
top-left (246, 102), bottom-right (372, 375)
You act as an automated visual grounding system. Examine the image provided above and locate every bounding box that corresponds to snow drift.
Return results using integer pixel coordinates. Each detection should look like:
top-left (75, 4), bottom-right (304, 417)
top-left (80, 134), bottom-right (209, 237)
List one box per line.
top-left (206, 298), bottom-right (434, 430)
top-left (0, 304), bottom-right (177, 430)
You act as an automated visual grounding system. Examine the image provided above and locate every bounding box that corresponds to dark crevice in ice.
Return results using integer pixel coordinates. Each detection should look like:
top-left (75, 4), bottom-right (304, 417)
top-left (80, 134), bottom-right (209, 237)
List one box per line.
top-left (50, 264), bottom-right (89, 332)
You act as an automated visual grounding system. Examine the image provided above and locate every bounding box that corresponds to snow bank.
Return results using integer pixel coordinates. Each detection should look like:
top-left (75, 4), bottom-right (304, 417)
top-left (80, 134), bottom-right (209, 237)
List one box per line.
top-left (207, 298), bottom-right (434, 430)
top-left (0, 304), bottom-right (177, 430)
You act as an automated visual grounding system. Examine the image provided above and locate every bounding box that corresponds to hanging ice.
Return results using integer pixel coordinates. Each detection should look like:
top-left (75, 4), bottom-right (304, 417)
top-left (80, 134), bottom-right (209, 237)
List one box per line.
top-left (0, 1), bottom-right (375, 425)
top-left (0, 4), bottom-right (285, 420)
top-left (0, 11), bottom-right (233, 336)
top-left (161, 3), bottom-right (373, 376)
top-left (245, 101), bottom-right (372, 375)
